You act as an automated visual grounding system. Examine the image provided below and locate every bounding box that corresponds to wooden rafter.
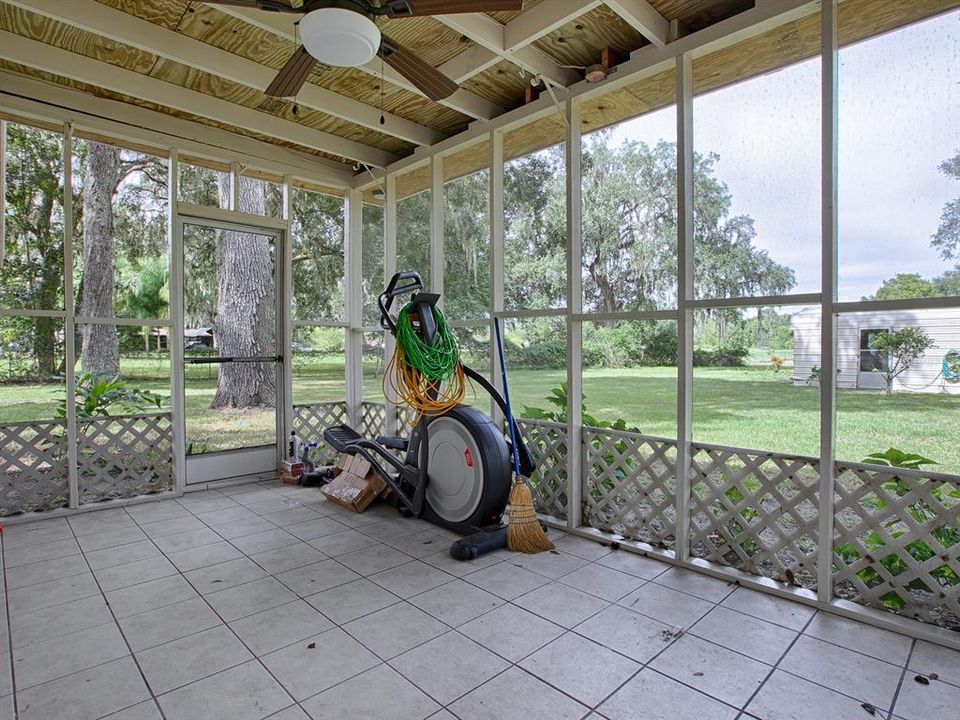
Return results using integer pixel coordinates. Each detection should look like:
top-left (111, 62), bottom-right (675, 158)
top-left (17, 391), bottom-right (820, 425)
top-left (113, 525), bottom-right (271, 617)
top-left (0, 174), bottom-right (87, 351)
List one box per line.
top-left (0, 30), bottom-right (396, 167)
top-left (0, 71), bottom-right (356, 185)
top-left (434, 12), bottom-right (580, 87)
top-left (438, 1), bottom-right (602, 85)
top-left (8, 0), bottom-right (443, 148)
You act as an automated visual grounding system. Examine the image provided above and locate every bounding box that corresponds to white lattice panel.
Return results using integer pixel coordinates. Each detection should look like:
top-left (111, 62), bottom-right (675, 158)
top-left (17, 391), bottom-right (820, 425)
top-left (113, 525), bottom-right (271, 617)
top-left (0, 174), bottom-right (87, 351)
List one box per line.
top-left (689, 442), bottom-right (820, 589)
top-left (833, 462), bottom-right (960, 630)
top-left (0, 420), bottom-right (69, 515)
top-left (360, 402), bottom-right (386, 438)
top-left (78, 413), bottom-right (173, 504)
top-left (583, 428), bottom-right (677, 550)
top-left (293, 402), bottom-right (346, 461)
top-left (515, 419), bottom-right (567, 520)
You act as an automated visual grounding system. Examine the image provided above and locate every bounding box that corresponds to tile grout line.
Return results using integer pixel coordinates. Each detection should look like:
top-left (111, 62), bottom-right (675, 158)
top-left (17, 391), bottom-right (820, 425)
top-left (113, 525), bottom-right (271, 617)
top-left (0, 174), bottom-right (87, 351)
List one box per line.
top-left (732, 604), bottom-right (820, 719)
top-left (885, 638), bottom-right (917, 720)
top-left (132, 484), bottom-right (468, 717)
top-left (120, 506), bottom-right (313, 718)
top-left (3, 489), bottom-right (947, 720)
top-left (1, 532), bottom-right (21, 720)
top-left (66, 510), bottom-right (169, 720)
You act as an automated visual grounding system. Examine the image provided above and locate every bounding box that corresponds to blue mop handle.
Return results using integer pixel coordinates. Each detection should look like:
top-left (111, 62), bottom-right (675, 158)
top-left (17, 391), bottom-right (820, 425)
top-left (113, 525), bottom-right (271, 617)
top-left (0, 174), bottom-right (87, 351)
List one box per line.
top-left (494, 318), bottom-right (522, 478)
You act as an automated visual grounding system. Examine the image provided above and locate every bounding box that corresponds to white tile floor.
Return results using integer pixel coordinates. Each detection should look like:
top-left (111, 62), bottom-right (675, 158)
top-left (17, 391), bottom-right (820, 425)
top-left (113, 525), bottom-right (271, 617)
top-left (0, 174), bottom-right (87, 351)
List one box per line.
top-left (0, 479), bottom-right (957, 720)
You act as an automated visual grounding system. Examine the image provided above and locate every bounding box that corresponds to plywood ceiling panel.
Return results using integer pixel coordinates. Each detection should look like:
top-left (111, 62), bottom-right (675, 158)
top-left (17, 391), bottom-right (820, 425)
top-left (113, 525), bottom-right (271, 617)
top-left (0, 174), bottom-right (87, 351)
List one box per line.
top-left (535, 6), bottom-right (645, 68)
top-left (97, 0), bottom-right (189, 30)
top-left (0, 3), bottom-right (157, 73)
top-left (487, 0), bottom-right (547, 25)
top-left (461, 58), bottom-right (529, 106)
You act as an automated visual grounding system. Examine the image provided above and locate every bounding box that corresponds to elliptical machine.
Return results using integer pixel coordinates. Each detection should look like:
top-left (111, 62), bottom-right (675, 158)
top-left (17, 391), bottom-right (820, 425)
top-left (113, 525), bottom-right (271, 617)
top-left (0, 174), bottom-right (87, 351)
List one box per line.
top-left (323, 271), bottom-right (535, 536)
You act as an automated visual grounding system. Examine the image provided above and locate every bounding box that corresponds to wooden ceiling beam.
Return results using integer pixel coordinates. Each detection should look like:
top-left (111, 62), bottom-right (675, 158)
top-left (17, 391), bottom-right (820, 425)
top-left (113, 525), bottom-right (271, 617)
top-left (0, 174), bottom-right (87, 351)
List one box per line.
top-left (0, 30), bottom-right (396, 167)
top-left (435, 13), bottom-right (581, 87)
top-left (8, 0), bottom-right (442, 147)
top-left (209, 3), bottom-right (505, 121)
top-left (438, 1), bottom-right (601, 85)
top-left (603, 0), bottom-right (670, 47)
top-left (0, 71), bottom-right (356, 187)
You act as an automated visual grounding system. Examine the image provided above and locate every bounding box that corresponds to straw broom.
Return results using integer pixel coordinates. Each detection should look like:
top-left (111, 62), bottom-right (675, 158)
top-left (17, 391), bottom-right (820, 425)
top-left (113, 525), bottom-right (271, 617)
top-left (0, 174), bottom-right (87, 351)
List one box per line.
top-left (494, 319), bottom-right (553, 553)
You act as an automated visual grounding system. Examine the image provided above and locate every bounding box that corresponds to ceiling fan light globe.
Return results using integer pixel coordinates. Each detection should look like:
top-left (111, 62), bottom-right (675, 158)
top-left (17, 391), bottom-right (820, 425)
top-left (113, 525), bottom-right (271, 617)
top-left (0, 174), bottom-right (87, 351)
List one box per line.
top-left (299, 8), bottom-right (381, 67)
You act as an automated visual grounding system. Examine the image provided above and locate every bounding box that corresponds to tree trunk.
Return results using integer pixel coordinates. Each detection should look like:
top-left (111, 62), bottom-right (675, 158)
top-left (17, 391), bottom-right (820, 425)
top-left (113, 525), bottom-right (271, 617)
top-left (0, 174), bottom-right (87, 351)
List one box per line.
top-left (79, 142), bottom-right (120, 377)
top-left (211, 176), bottom-right (276, 409)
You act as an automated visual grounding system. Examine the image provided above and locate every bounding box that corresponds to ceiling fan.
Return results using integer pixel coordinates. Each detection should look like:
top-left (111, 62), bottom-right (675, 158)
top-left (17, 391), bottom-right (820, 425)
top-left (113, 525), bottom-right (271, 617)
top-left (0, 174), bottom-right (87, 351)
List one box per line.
top-left (205, 0), bottom-right (523, 100)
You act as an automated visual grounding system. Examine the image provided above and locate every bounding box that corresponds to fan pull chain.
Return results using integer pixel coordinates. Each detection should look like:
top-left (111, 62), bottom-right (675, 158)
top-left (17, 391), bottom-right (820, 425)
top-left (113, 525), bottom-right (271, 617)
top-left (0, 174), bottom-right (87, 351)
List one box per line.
top-left (379, 54), bottom-right (386, 126)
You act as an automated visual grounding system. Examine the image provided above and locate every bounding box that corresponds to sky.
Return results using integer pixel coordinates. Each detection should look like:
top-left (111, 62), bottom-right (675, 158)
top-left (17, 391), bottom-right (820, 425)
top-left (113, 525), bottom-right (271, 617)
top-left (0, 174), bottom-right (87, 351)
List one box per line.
top-left (609, 9), bottom-right (960, 302)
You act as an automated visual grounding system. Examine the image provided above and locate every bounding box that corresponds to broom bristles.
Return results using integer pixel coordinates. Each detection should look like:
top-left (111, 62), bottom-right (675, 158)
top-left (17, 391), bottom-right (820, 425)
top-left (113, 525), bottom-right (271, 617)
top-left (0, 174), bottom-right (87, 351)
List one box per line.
top-left (506, 477), bottom-right (554, 553)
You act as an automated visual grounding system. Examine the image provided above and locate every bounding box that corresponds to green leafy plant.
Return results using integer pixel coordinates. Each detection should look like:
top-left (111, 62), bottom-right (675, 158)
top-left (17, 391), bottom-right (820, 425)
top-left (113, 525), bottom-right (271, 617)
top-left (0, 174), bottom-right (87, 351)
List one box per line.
top-left (862, 447), bottom-right (938, 470)
top-left (521, 381), bottom-right (639, 432)
top-left (57, 372), bottom-right (167, 419)
top-left (837, 447), bottom-right (959, 611)
top-left (869, 327), bottom-right (935, 395)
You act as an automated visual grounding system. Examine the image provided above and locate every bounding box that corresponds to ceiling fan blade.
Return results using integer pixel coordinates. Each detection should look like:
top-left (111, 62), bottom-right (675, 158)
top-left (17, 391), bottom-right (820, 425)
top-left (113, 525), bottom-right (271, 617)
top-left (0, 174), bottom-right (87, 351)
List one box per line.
top-left (265, 45), bottom-right (317, 97)
top-left (382, 0), bottom-right (523, 17)
top-left (379, 34), bottom-right (459, 102)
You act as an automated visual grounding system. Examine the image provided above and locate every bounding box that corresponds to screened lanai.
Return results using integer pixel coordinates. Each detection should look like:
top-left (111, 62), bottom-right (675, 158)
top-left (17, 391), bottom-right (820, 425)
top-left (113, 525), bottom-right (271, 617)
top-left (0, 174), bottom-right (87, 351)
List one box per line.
top-left (0, 1), bottom-right (958, 719)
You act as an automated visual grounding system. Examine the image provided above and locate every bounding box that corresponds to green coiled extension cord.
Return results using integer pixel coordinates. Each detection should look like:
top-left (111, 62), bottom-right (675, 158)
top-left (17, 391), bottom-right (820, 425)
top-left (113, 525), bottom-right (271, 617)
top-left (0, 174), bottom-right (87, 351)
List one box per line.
top-left (394, 302), bottom-right (460, 380)
top-left (386, 302), bottom-right (466, 416)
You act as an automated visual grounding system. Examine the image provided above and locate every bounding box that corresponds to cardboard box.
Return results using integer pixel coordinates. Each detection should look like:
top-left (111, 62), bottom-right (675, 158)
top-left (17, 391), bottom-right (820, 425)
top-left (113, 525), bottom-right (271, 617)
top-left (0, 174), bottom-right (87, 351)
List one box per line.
top-left (321, 452), bottom-right (387, 513)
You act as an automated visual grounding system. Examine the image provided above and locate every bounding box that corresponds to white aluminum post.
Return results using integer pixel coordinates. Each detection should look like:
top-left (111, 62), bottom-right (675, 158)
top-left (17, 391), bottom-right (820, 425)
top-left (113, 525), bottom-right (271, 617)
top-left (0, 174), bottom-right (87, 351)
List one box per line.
top-left (0, 119), bottom-right (5, 269)
top-left (63, 123), bottom-right (78, 508)
top-left (430, 154), bottom-right (444, 303)
top-left (169, 147), bottom-right (185, 491)
top-left (489, 129), bottom-right (505, 423)
top-left (384, 174), bottom-right (399, 434)
top-left (344, 188), bottom-right (364, 427)
top-left (817, 0), bottom-right (839, 605)
top-left (675, 54), bottom-right (694, 560)
top-left (281, 176), bottom-right (294, 451)
top-left (565, 97), bottom-right (583, 529)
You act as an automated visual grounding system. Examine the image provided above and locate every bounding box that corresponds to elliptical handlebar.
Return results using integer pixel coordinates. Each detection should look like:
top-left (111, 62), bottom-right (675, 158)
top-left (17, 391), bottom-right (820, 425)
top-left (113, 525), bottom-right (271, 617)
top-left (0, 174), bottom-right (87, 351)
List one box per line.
top-left (378, 271), bottom-right (423, 334)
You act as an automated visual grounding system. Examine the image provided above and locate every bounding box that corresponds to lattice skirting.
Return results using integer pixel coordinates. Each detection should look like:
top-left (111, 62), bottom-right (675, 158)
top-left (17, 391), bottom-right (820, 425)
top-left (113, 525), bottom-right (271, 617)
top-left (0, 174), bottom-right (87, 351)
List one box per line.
top-left (583, 429), bottom-right (677, 550)
top-left (78, 413), bottom-right (173, 504)
top-left (292, 402), bottom-right (347, 463)
top-left (833, 462), bottom-right (960, 630)
top-left (689, 443), bottom-right (820, 589)
top-left (360, 402), bottom-right (386, 438)
top-left (515, 419), bottom-right (568, 520)
top-left (0, 420), bottom-right (68, 515)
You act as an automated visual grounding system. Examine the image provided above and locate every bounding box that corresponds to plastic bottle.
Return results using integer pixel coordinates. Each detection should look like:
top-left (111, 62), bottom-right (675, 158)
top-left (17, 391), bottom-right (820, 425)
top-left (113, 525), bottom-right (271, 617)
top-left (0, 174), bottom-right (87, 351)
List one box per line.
top-left (288, 430), bottom-right (299, 461)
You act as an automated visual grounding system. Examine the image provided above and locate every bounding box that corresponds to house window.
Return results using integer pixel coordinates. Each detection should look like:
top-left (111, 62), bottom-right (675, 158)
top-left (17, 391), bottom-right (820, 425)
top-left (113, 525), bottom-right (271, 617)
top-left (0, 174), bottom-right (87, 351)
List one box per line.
top-left (859, 328), bottom-right (890, 373)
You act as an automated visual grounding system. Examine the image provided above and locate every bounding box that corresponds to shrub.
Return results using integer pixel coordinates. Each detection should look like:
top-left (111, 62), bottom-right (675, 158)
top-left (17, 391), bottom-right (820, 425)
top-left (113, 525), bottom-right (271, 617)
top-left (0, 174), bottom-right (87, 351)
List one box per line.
top-left (693, 345), bottom-right (748, 367)
top-left (870, 327), bottom-right (935, 395)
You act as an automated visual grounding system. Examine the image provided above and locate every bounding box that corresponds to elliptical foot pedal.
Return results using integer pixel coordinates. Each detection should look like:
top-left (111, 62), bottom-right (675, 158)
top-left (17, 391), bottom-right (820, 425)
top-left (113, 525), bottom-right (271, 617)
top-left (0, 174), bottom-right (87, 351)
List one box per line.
top-left (323, 425), bottom-right (364, 453)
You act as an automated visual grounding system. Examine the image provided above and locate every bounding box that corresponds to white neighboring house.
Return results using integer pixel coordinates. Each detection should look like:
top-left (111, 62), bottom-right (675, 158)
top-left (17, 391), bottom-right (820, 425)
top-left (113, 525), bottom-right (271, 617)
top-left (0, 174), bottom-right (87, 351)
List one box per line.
top-left (790, 307), bottom-right (960, 394)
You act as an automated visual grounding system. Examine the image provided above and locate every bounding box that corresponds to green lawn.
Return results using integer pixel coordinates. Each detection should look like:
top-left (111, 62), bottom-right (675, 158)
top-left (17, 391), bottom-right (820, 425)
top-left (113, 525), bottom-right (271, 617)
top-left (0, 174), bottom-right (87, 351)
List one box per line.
top-left (1, 355), bottom-right (957, 473)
